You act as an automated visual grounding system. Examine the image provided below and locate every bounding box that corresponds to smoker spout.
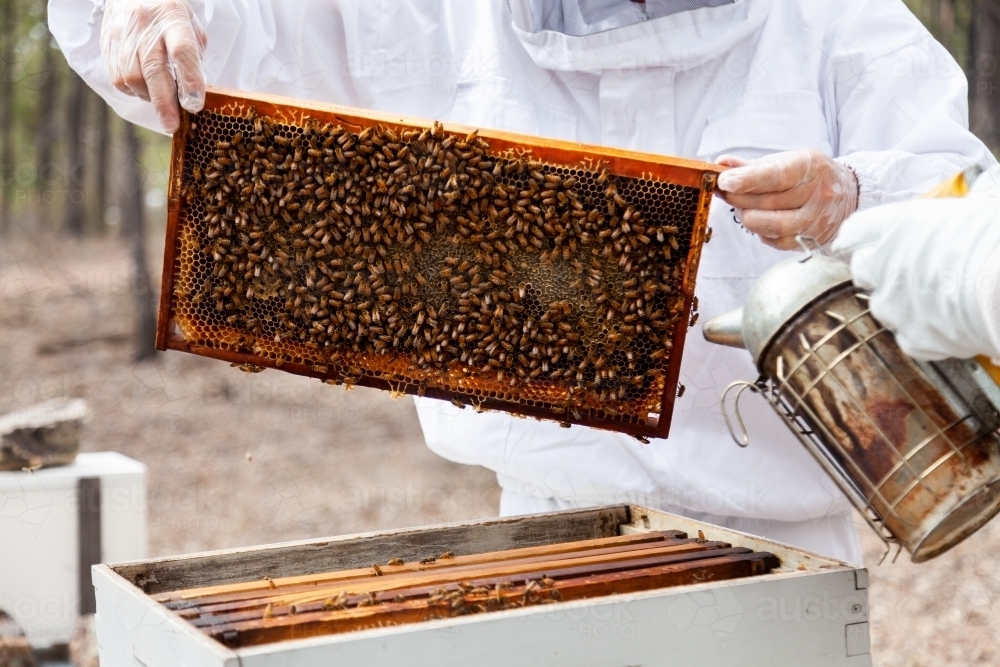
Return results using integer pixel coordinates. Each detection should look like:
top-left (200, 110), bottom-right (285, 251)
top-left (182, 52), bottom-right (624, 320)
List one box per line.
top-left (702, 307), bottom-right (746, 350)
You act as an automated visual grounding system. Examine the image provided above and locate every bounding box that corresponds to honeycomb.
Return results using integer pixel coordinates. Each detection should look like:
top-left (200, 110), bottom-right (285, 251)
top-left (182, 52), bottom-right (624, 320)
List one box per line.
top-left (160, 90), bottom-right (714, 439)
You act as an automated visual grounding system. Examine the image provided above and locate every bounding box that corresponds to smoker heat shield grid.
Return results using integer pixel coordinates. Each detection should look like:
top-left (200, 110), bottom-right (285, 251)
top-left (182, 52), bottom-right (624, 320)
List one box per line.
top-left (157, 87), bottom-right (720, 438)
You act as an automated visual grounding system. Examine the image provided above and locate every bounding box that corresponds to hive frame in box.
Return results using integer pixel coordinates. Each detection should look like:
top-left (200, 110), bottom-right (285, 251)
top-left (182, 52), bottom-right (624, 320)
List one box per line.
top-left (157, 87), bottom-right (721, 439)
top-left (92, 505), bottom-right (872, 667)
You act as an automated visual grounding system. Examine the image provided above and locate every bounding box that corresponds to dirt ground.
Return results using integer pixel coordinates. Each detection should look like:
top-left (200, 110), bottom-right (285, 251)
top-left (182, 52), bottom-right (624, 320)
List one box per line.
top-left (2, 234), bottom-right (999, 665)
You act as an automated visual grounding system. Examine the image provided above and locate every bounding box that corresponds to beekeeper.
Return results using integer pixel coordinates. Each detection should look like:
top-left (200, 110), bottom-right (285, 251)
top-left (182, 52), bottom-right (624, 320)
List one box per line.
top-left (832, 167), bottom-right (1000, 363)
top-left (51, 0), bottom-right (994, 563)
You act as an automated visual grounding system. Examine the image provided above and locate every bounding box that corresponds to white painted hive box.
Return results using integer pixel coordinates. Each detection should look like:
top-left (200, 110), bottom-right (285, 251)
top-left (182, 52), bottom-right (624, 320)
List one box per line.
top-left (1, 451), bottom-right (147, 647)
top-left (92, 505), bottom-right (871, 667)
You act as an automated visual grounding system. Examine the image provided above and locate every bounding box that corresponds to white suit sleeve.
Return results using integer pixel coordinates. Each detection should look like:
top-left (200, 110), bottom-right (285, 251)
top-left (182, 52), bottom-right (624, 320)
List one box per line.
top-left (828, 0), bottom-right (996, 210)
top-left (831, 189), bottom-right (1000, 361)
top-left (48, 0), bottom-right (362, 134)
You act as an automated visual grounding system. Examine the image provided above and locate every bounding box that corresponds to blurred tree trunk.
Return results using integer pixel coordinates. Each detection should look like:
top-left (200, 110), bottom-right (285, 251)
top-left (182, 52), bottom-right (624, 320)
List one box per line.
top-left (122, 123), bottom-right (157, 361)
top-left (969, 0), bottom-right (1000, 151)
top-left (0, 0), bottom-right (15, 235)
top-left (64, 71), bottom-right (89, 236)
top-left (938, 0), bottom-right (958, 53)
top-left (36, 33), bottom-right (61, 231)
top-left (94, 99), bottom-right (111, 235)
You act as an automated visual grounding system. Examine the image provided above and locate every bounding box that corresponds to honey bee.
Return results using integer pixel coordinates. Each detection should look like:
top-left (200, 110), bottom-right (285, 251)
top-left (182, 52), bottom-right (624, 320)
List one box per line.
top-left (371, 564), bottom-right (383, 576)
top-left (387, 558), bottom-right (405, 566)
top-left (323, 592), bottom-right (349, 610)
top-left (439, 551), bottom-right (456, 559)
top-left (230, 362), bottom-right (265, 373)
top-left (677, 384), bottom-right (686, 398)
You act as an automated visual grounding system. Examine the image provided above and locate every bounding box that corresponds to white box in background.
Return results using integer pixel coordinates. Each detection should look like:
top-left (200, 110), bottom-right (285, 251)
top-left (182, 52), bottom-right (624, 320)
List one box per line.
top-left (0, 452), bottom-right (147, 647)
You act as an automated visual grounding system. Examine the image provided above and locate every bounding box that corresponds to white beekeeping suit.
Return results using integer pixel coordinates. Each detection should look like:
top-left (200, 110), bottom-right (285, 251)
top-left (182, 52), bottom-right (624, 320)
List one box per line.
top-left (50, 0), bottom-right (994, 563)
top-left (832, 165), bottom-right (1000, 363)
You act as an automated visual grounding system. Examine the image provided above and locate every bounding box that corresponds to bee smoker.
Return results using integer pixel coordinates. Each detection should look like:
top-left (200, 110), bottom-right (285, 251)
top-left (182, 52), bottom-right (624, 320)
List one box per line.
top-left (703, 248), bottom-right (1000, 562)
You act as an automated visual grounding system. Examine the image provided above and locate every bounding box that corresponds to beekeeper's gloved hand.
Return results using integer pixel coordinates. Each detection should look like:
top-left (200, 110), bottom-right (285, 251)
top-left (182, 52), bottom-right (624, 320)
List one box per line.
top-left (101, 0), bottom-right (207, 133)
top-left (831, 194), bottom-right (1000, 361)
top-left (716, 149), bottom-right (859, 250)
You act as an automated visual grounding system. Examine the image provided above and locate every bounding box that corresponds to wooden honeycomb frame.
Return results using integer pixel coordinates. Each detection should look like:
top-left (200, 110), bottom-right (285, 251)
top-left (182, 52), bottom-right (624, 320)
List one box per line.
top-left (157, 87), bottom-right (720, 439)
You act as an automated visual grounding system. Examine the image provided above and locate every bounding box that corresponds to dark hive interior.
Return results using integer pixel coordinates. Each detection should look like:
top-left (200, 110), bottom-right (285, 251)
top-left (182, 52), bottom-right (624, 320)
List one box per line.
top-left (166, 99), bottom-right (706, 436)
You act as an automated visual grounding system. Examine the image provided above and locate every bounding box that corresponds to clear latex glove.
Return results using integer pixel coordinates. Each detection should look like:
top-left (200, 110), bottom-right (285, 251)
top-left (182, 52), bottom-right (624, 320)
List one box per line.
top-left (716, 149), bottom-right (859, 251)
top-left (831, 195), bottom-right (1000, 361)
top-left (100, 0), bottom-right (207, 133)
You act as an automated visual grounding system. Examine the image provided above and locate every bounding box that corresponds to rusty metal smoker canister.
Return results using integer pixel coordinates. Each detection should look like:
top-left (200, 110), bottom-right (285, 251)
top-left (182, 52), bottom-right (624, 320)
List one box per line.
top-left (704, 251), bottom-right (1000, 562)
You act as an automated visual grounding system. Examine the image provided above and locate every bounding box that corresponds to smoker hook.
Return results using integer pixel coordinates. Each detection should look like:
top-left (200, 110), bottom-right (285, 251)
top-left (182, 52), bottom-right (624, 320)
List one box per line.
top-left (721, 380), bottom-right (763, 447)
top-left (795, 235), bottom-right (823, 262)
top-left (877, 540), bottom-right (904, 566)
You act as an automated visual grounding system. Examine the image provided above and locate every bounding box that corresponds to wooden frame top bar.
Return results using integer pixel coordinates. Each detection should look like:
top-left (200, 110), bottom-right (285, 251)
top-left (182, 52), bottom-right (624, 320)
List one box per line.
top-left (201, 87), bottom-right (723, 186)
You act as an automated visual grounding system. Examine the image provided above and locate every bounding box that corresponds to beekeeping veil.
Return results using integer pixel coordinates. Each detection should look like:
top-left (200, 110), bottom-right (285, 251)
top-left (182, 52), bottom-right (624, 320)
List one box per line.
top-left (508, 0), bottom-right (736, 36)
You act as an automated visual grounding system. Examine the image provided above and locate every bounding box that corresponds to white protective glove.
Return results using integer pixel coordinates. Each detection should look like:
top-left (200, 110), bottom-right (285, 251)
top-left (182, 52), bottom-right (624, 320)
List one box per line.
top-left (100, 0), bottom-right (207, 133)
top-left (831, 194), bottom-right (1000, 361)
top-left (716, 149), bottom-right (859, 251)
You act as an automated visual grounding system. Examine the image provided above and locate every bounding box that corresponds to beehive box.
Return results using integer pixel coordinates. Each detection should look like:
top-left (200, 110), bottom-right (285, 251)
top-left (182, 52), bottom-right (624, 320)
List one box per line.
top-left (158, 87), bottom-right (720, 439)
top-left (0, 452), bottom-right (147, 647)
top-left (92, 505), bottom-right (872, 667)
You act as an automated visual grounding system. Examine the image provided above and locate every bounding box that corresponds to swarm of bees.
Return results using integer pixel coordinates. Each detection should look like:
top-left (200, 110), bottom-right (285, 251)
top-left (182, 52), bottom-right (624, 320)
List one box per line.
top-left (176, 109), bottom-right (698, 417)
